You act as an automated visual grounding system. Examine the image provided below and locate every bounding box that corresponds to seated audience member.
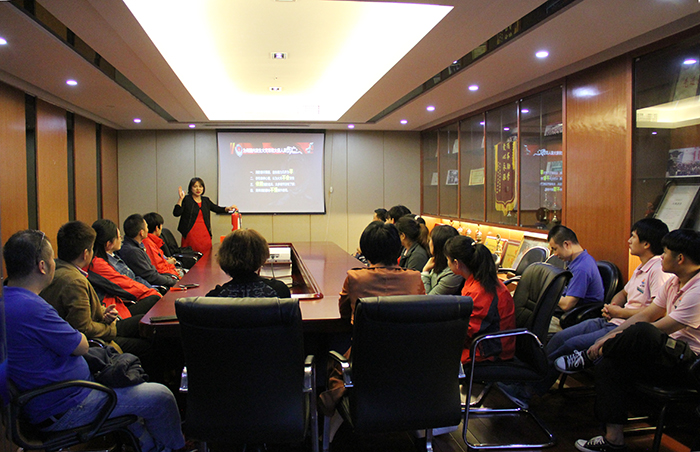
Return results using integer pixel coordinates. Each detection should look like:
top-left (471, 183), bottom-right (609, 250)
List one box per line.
top-left (548, 224), bottom-right (604, 311)
top-left (143, 212), bottom-right (183, 278)
top-left (206, 228), bottom-right (291, 298)
top-left (444, 235), bottom-right (516, 363)
top-left (421, 224), bottom-right (465, 295)
top-left (396, 215), bottom-right (430, 272)
top-left (386, 205), bottom-right (411, 224)
top-left (119, 214), bottom-right (178, 288)
top-left (551, 218), bottom-right (670, 364)
top-left (322, 221), bottom-right (425, 437)
top-left (338, 221), bottom-right (425, 322)
top-left (89, 219), bottom-right (161, 316)
top-left (373, 207), bottom-right (388, 222)
top-left (40, 221), bottom-right (151, 357)
top-left (568, 229), bottom-right (700, 452)
top-left (3, 229), bottom-right (185, 452)
top-left (501, 219), bottom-right (671, 407)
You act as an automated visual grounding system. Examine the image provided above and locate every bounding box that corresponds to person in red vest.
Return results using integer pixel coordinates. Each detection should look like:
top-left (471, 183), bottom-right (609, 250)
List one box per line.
top-left (143, 212), bottom-right (183, 278)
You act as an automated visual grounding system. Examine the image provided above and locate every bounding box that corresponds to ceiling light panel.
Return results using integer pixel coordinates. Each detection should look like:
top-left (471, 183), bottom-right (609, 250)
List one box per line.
top-left (123, 0), bottom-right (452, 122)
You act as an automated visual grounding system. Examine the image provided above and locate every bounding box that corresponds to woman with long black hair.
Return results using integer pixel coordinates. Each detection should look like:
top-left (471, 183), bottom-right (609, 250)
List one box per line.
top-left (444, 235), bottom-right (516, 363)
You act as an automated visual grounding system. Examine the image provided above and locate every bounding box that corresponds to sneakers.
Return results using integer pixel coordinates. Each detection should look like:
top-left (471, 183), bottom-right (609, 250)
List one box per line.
top-left (575, 436), bottom-right (626, 452)
top-left (555, 349), bottom-right (592, 374)
top-left (496, 382), bottom-right (531, 409)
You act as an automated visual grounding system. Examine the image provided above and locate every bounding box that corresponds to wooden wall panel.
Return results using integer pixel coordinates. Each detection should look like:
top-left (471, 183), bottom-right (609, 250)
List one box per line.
top-left (0, 83), bottom-right (28, 246)
top-left (565, 57), bottom-right (632, 275)
top-left (101, 126), bottom-right (119, 221)
top-left (310, 131), bottom-right (348, 248)
top-left (36, 100), bottom-right (68, 247)
top-left (384, 131), bottom-right (421, 213)
top-left (74, 115), bottom-right (98, 223)
top-left (118, 131), bottom-right (157, 227)
top-left (156, 130), bottom-right (195, 231)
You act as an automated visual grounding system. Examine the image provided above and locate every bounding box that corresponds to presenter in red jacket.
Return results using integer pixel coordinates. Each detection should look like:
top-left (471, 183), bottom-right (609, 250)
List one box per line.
top-left (173, 177), bottom-right (236, 254)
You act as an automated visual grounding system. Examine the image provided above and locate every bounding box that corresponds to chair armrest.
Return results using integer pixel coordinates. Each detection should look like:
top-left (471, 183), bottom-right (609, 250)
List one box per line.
top-left (498, 268), bottom-right (516, 274)
top-left (503, 275), bottom-right (521, 286)
top-left (88, 338), bottom-right (108, 348)
top-left (560, 302), bottom-right (604, 329)
top-left (304, 355), bottom-right (315, 393)
top-left (467, 328), bottom-right (544, 381)
top-left (469, 328), bottom-right (543, 359)
top-left (13, 380), bottom-right (117, 442)
top-left (328, 350), bottom-right (353, 388)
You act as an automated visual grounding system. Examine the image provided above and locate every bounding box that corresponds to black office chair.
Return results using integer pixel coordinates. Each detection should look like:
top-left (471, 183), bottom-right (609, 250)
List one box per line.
top-left (512, 263), bottom-right (572, 343)
top-left (559, 260), bottom-right (622, 329)
top-left (544, 254), bottom-right (566, 269)
top-left (0, 374), bottom-right (140, 452)
top-left (463, 264), bottom-right (571, 450)
top-left (499, 247), bottom-right (549, 286)
top-left (625, 357), bottom-right (700, 452)
top-left (321, 295), bottom-right (473, 452)
top-left (175, 296), bottom-right (318, 452)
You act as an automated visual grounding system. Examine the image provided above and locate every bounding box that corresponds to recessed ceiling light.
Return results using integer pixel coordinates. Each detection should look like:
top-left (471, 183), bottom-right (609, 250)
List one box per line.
top-left (189, 124), bottom-right (196, 128)
top-left (400, 119), bottom-right (408, 125)
top-left (348, 124), bottom-right (355, 129)
top-left (521, 108), bottom-right (530, 114)
top-left (468, 85), bottom-right (479, 91)
top-left (426, 105), bottom-right (435, 112)
top-left (504, 127), bottom-right (510, 131)
top-left (133, 118), bottom-right (142, 123)
top-left (683, 58), bottom-right (698, 65)
top-left (535, 50), bottom-right (549, 59)
top-left (651, 131), bottom-right (657, 135)
top-left (0, 37), bottom-right (7, 45)
top-left (66, 79), bottom-right (78, 86)
top-left (271, 52), bottom-right (287, 59)
top-left (453, 60), bottom-right (458, 64)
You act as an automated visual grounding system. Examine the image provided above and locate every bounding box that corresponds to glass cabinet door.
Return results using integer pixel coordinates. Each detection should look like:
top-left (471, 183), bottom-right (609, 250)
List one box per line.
top-left (422, 131), bottom-right (439, 215)
top-left (485, 102), bottom-right (518, 226)
top-left (519, 86), bottom-right (563, 229)
top-left (460, 114), bottom-right (485, 221)
top-left (438, 124), bottom-right (459, 218)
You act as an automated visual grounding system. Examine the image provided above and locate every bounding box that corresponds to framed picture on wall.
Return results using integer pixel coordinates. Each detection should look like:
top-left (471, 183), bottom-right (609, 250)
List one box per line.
top-left (654, 182), bottom-right (700, 231)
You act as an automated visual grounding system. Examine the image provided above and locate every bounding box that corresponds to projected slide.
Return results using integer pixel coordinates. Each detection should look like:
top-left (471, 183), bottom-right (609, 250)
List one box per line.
top-left (217, 131), bottom-right (325, 214)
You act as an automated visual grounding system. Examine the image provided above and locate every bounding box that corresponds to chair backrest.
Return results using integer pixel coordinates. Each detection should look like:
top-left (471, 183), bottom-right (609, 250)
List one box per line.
top-left (545, 254), bottom-right (566, 269)
top-left (175, 297), bottom-right (306, 445)
top-left (348, 295), bottom-right (472, 434)
top-left (597, 261), bottom-right (622, 305)
top-left (514, 246), bottom-right (549, 276)
top-left (512, 263), bottom-right (572, 343)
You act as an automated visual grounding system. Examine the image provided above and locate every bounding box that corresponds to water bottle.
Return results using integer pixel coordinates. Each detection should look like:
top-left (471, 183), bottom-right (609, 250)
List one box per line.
top-left (179, 366), bottom-right (188, 393)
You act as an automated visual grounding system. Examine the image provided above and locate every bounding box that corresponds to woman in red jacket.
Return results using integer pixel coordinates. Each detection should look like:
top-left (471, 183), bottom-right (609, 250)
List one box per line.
top-left (89, 219), bottom-right (161, 316)
top-left (444, 235), bottom-right (516, 363)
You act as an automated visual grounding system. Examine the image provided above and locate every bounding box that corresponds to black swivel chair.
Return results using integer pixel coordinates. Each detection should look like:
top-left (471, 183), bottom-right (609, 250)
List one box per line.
top-left (559, 260), bottom-right (622, 329)
top-left (321, 295), bottom-right (473, 452)
top-left (499, 246), bottom-right (549, 286)
top-left (625, 357), bottom-right (700, 452)
top-left (176, 297), bottom-right (318, 452)
top-left (463, 264), bottom-right (571, 450)
top-left (0, 365), bottom-right (140, 452)
top-left (512, 263), bottom-right (572, 343)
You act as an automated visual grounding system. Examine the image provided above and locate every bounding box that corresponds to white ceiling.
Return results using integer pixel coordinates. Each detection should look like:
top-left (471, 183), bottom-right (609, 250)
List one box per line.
top-left (0, 0), bottom-right (699, 131)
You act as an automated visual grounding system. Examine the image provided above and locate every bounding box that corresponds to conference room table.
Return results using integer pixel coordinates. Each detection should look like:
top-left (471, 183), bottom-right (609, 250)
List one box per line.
top-left (139, 241), bottom-right (361, 338)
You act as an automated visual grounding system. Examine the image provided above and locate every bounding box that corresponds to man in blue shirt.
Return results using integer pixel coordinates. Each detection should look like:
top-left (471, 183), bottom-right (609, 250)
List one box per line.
top-left (3, 229), bottom-right (185, 452)
top-left (548, 225), bottom-right (604, 311)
